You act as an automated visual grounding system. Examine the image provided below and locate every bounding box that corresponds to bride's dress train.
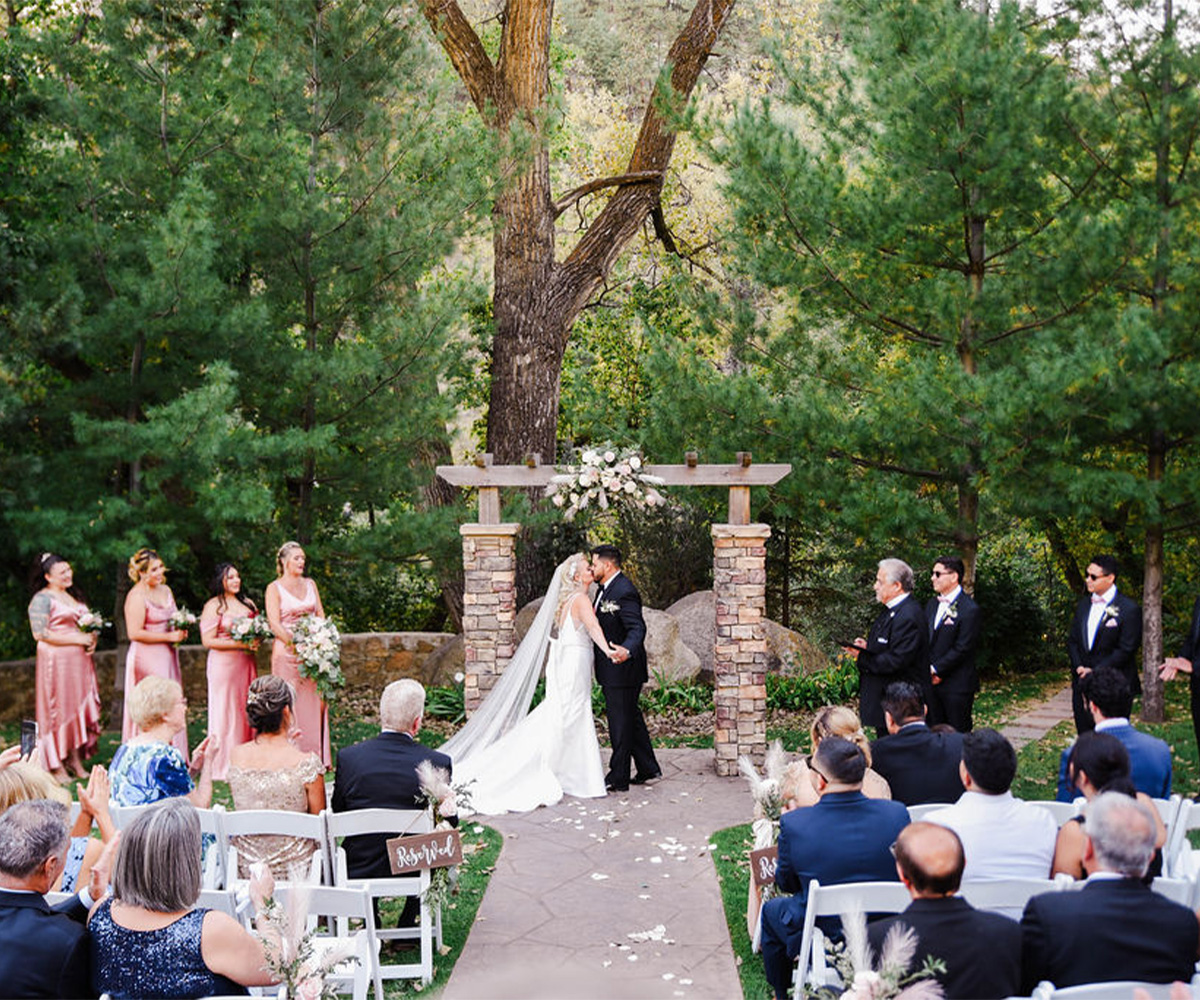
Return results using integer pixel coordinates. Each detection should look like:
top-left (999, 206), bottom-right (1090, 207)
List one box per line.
top-left (452, 609), bottom-right (606, 816)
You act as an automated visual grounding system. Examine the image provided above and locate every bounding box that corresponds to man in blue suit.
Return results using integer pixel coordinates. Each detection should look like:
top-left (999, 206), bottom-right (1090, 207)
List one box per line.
top-left (1056, 668), bottom-right (1171, 801)
top-left (0, 799), bottom-right (106, 998)
top-left (759, 737), bottom-right (911, 999)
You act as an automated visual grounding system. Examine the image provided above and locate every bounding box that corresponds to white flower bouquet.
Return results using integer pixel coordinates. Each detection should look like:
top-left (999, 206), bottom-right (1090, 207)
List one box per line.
top-left (228, 614), bottom-right (274, 645)
top-left (169, 607), bottom-right (198, 633)
top-left (76, 609), bottom-right (110, 634)
top-left (544, 444), bottom-right (666, 521)
top-left (291, 614), bottom-right (344, 703)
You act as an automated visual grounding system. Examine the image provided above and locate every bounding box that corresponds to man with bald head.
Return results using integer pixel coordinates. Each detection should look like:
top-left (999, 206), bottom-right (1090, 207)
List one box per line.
top-left (867, 822), bottom-right (1022, 999)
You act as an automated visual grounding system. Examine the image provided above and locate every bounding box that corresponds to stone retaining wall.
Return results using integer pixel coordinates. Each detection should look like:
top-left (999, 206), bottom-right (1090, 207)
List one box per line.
top-left (0, 631), bottom-right (455, 726)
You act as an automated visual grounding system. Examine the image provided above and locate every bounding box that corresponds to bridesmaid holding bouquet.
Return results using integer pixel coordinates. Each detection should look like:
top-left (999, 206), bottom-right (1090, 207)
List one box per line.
top-left (122, 547), bottom-right (189, 761)
top-left (200, 563), bottom-right (261, 780)
top-left (27, 553), bottom-right (103, 782)
top-left (265, 541), bottom-right (331, 768)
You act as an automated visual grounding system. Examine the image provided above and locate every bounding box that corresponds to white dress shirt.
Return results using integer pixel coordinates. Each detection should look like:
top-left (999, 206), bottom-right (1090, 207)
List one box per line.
top-left (1086, 584), bottom-right (1117, 649)
top-left (925, 790), bottom-right (1058, 884)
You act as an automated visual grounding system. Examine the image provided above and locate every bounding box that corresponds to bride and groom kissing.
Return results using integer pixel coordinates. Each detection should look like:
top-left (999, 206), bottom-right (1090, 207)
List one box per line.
top-left (442, 545), bottom-right (662, 815)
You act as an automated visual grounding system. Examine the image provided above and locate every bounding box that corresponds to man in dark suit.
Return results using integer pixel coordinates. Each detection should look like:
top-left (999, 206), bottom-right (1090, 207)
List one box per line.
top-left (925, 556), bottom-right (981, 732)
top-left (1159, 592), bottom-right (1200, 764)
top-left (867, 822), bottom-right (1021, 1000)
top-left (759, 737), bottom-right (910, 1000)
top-left (1021, 791), bottom-right (1199, 992)
top-left (870, 681), bottom-right (965, 805)
top-left (591, 544), bottom-right (660, 792)
top-left (1056, 668), bottom-right (1172, 800)
top-left (0, 799), bottom-right (104, 998)
top-left (850, 558), bottom-right (931, 738)
top-left (1066, 554), bottom-right (1142, 733)
top-left (332, 679), bottom-right (453, 921)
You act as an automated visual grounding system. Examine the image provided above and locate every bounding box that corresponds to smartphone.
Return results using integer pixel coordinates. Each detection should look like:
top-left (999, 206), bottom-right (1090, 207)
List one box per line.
top-left (20, 719), bottom-right (37, 759)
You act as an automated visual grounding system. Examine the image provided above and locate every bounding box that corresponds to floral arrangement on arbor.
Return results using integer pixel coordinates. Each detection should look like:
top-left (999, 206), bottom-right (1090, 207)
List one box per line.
top-left (76, 609), bottom-right (110, 634)
top-left (544, 445), bottom-right (666, 521)
top-left (291, 614), bottom-right (344, 703)
top-left (228, 613), bottom-right (274, 645)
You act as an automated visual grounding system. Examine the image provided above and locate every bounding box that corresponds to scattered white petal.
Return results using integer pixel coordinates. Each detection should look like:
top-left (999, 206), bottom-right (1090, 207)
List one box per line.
top-left (602, 960), bottom-right (612, 968)
top-left (649, 856), bottom-right (663, 864)
top-left (662, 973), bottom-right (676, 981)
top-left (635, 856), bottom-right (645, 862)
top-left (681, 791), bottom-right (689, 797)
top-left (627, 954), bottom-right (639, 962)
top-left (638, 894), bottom-right (651, 899)
top-left (686, 824), bottom-right (694, 830)
top-left (627, 924), bottom-right (669, 942)
top-left (634, 832), bottom-right (644, 838)
top-left (608, 830), bottom-right (621, 837)
top-left (680, 979), bottom-right (693, 985)
top-left (591, 873), bottom-right (609, 881)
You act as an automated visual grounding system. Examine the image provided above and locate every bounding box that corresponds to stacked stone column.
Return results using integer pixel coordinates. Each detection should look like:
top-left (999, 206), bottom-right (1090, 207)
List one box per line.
top-left (459, 523), bottom-right (519, 716)
top-left (712, 523), bottom-right (770, 775)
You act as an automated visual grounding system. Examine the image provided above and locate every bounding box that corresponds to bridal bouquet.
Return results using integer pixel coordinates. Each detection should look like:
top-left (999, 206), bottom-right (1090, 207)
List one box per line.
top-left (76, 609), bottom-right (110, 634)
top-left (228, 614), bottom-right (274, 645)
top-left (545, 444), bottom-right (666, 521)
top-left (291, 614), bottom-right (344, 702)
top-left (169, 607), bottom-right (198, 633)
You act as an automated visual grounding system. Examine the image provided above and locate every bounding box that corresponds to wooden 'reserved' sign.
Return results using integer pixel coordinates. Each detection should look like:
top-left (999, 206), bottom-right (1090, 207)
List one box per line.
top-left (386, 830), bottom-right (463, 875)
top-left (750, 846), bottom-right (777, 887)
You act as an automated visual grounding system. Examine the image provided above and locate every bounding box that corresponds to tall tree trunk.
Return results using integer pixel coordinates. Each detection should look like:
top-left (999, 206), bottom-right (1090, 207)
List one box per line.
top-left (1142, 440), bottom-right (1165, 721)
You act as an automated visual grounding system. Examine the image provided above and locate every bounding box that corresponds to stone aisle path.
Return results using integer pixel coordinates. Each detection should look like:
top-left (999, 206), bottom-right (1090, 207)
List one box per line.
top-left (443, 747), bottom-right (749, 1000)
top-left (998, 684), bottom-right (1074, 750)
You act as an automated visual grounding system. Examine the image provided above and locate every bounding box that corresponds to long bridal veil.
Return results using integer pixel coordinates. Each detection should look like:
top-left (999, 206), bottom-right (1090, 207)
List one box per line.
top-left (438, 555), bottom-right (572, 768)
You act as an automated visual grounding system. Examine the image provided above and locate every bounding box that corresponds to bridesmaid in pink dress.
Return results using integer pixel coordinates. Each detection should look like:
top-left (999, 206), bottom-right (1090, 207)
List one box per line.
top-left (122, 547), bottom-right (190, 762)
top-left (27, 553), bottom-right (103, 782)
top-left (266, 541), bottom-right (331, 769)
top-left (200, 563), bottom-right (261, 781)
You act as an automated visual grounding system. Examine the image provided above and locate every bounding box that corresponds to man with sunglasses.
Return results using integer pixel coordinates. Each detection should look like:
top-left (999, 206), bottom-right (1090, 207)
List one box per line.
top-left (926, 556), bottom-right (981, 732)
top-left (1066, 555), bottom-right (1142, 734)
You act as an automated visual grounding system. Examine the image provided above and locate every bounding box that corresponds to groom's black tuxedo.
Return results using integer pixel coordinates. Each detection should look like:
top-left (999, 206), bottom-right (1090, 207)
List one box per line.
top-left (594, 571), bottom-right (659, 788)
top-left (925, 589), bottom-right (981, 731)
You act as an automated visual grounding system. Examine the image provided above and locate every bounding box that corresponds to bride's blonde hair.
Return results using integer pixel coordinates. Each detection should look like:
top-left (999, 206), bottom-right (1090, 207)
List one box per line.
top-left (553, 553), bottom-right (589, 626)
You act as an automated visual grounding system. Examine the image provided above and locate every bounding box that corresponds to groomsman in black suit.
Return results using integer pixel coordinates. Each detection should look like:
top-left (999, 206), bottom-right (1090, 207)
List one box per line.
top-left (1066, 554), bottom-right (1142, 733)
top-left (849, 558), bottom-right (931, 738)
top-left (591, 544), bottom-right (660, 792)
top-left (925, 555), bottom-right (981, 732)
top-left (1159, 592), bottom-right (1200, 758)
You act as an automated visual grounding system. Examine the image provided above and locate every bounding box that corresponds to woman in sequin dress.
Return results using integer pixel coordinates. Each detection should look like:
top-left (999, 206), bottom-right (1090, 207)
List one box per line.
top-left (200, 563), bottom-right (261, 781)
top-left (122, 548), bottom-right (190, 761)
top-left (27, 552), bottom-right (102, 782)
top-left (227, 675), bottom-right (325, 879)
top-left (265, 541), bottom-right (330, 768)
top-left (89, 797), bottom-right (278, 999)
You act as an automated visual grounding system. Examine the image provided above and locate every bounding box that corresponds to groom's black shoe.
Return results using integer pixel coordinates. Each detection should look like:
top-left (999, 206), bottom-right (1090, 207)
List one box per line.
top-left (605, 780), bottom-right (629, 792)
top-left (631, 770), bottom-right (663, 785)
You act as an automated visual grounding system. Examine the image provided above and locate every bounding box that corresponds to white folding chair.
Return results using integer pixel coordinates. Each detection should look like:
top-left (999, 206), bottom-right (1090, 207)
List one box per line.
top-left (904, 802), bottom-right (956, 822)
top-left (1163, 797), bottom-right (1200, 878)
top-left (324, 808), bottom-right (439, 985)
top-left (221, 809), bottom-right (327, 886)
top-left (109, 801), bottom-right (227, 888)
top-left (196, 888), bottom-right (239, 919)
top-left (955, 877), bottom-right (1061, 919)
top-left (1027, 799), bottom-right (1086, 826)
top-left (1032, 975), bottom-right (1200, 999)
top-left (43, 890), bottom-right (77, 907)
top-left (1150, 795), bottom-right (1183, 876)
top-left (1149, 875), bottom-right (1197, 908)
top-left (270, 884), bottom-right (383, 1000)
top-left (791, 880), bottom-right (911, 997)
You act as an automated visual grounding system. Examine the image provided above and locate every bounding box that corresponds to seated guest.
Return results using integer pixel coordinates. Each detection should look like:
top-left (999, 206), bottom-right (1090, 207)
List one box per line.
top-left (1056, 668), bottom-right (1171, 801)
top-left (332, 679), bottom-right (453, 921)
top-left (89, 797), bottom-right (278, 998)
top-left (782, 705), bottom-right (892, 810)
top-left (868, 822), bottom-right (1022, 999)
top-left (227, 676), bottom-right (325, 879)
top-left (759, 737), bottom-right (910, 1000)
top-left (869, 681), bottom-right (965, 805)
top-left (109, 676), bottom-right (216, 808)
top-left (1052, 731), bottom-right (1167, 880)
top-left (924, 728), bottom-right (1057, 884)
top-left (0, 799), bottom-right (109, 998)
top-left (1021, 792), bottom-right (1199, 992)
top-left (0, 760), bottom-right (116, 894)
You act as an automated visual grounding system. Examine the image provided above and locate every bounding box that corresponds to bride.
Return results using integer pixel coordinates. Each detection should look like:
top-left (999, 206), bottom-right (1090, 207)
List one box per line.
top-left (440, 553), bottom-right (614, 815)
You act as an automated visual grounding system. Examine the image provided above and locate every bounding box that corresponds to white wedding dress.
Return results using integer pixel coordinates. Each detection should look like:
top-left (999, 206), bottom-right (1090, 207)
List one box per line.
top-left (449, 604), bottom-right (607, 816)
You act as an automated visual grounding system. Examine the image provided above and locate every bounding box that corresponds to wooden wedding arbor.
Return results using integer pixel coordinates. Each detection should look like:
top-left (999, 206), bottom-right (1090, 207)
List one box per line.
top-left (436, 453), bottom-right (791, 774)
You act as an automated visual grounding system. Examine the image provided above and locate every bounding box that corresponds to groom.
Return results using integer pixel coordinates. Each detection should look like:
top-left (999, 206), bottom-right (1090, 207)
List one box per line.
top-left (591, 545), bottom-right (661, 792)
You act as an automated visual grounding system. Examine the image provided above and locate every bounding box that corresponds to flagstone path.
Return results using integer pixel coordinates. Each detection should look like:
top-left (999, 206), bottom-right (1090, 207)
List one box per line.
top-left (997, 684), bottom-right (1074, 750)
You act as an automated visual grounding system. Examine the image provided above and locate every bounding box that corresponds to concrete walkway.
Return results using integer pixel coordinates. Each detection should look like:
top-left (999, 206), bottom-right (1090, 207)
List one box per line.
top-left (443, 747), bottom-right (749, 1000)
top-left (998, 684), bottom-right (1073, 750)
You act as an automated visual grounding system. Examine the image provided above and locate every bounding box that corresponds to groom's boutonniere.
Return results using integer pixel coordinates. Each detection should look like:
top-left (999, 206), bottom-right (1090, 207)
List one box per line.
top-left (599, 600), bottom-right (620, 614)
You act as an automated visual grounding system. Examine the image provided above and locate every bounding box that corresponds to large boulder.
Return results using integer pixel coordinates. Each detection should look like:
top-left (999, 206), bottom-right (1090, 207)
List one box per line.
top-left (421, 634), bottom-right (464, 687)
top-left (762, 619), bottom-right (830, 676)
top-left (515, 596), bottom-right (545, 643)
top-left (643, 607), bottom-right (702, 686)
top-left (665, 591), bottom-right (716, 679)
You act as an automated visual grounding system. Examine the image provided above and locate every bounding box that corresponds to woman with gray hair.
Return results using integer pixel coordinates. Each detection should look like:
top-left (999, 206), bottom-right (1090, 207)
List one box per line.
top-left (88, 798), bottom-right (277, 998)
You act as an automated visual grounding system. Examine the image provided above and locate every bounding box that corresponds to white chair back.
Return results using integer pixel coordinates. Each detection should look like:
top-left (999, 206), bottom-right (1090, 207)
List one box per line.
top-left (270, 884), bottom-right (383, 1000)
top-left (43, 890), bottom-right (77, 907)
top-left (108, 801), bottom-right (226, 888)
top-left (221, 808), bottom-right (328, 886)
top-left (1027, 799), bottom-right (1084, 826)
top-left (904, 803), bottom-right (955, 822)
top-left (1149, 875), bottom-right (1196, 908)
top-left (196, 888), bottom-right (239, 919)
top-left (1163, 797), bottom-right (1200, 878)
top-left (955, 877), bottom-right (1059, 916)
top-left (1034, 978), bottom-right (1200, 1000)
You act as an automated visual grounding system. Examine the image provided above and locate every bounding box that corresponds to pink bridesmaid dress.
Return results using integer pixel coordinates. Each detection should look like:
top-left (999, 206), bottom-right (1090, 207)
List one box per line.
top-left (271, 580), bottom-right (331, 769)
top-left (35, 596), bottom-right (102, 771)
top-left (202, 611), bottom-right (258, 781)
top-left (123, 597), bottom-right (189, 762)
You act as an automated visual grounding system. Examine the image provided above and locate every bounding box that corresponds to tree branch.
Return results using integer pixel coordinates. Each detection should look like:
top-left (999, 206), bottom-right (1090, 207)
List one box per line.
top-left (419, 0), bottom-right (502, 120)
top-left (551, 171), bottom-right (663, 218)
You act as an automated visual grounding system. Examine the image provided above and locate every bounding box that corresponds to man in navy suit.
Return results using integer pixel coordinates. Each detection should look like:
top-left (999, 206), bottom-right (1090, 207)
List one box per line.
top-left (332, 678), bottom-right (453, 923)
top-left (925, 556), bottom-right (981, 732)
top-left (1056, 669), bottom-right (1171, 800)
top-left (759, 737), bottom-right (910, 999)
top-left (1021, 792), bottom-right (1199, 992)
top-left (1066, 554), bottom-right (1142, 733)
top-left (868, 823), bottom-right (1022, 1000)
top-left (850, 558), bottom-right (932, 738)
top-left (870, 681), bottom-right (965, 806)
top-left (0, 799), bottom-right (106, 998)
top-left (591, 545), bottom-right (660, 792)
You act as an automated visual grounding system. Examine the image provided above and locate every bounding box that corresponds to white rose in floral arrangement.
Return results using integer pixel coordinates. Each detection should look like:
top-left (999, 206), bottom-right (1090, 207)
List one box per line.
top-left (629, 456), bottom-right (641, 470)
top-left (604, 450), bottom-right (616, 462)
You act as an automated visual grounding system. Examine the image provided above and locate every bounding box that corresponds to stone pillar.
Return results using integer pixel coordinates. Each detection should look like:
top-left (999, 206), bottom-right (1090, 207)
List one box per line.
top-left (459, 523), bottom-right (520, 717)
top-left (712, 523), bottom-right (770, 775)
